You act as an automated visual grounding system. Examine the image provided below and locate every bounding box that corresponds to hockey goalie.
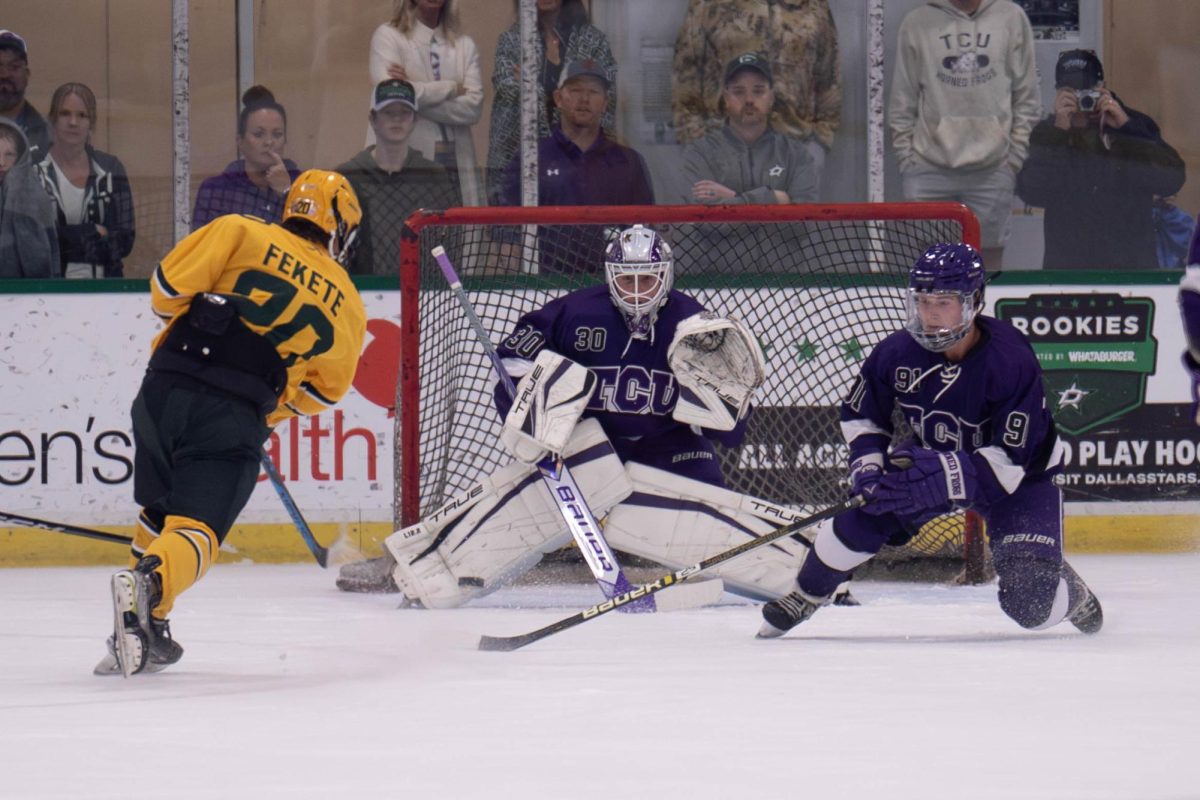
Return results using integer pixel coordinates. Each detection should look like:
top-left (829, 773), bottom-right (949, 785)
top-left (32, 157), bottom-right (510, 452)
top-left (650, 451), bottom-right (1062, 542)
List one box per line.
top-left (339, 225), bottom-right (853, 609)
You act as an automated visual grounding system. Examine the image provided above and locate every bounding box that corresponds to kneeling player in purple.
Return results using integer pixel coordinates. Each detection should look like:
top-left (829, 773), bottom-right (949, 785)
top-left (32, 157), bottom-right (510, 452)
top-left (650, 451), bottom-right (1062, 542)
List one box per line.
top-left (758, 242), bottom-right (1103, 638)
top-left (371, 225), bottom-right (854, 608)
top-left (1179, 214), bottom-right (1200, 426)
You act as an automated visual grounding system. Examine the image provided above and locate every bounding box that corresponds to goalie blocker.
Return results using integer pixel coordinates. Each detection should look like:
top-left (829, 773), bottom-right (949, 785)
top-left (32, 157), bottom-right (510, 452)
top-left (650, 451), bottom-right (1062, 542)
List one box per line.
top-left (385, 419), bottom-right (842, 608)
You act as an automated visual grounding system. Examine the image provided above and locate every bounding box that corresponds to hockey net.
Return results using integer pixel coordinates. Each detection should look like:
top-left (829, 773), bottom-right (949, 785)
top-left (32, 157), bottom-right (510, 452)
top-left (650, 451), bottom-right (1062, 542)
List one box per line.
top-left (397, 204), bottom-right (988, 581)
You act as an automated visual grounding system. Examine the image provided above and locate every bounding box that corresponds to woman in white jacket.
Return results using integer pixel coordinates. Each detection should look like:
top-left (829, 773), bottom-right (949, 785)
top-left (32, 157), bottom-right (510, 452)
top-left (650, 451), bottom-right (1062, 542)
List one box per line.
top-left (368, 0), bottom-right (484, 206)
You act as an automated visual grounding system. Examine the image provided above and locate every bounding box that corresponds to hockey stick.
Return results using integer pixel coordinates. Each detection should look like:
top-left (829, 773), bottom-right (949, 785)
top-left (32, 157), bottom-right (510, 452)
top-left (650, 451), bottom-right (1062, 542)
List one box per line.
top-left (431, 245), bottom-right (653, 611)
top-left (0, 510), bottom-right (133, 546)
top-left (260, 454), bottom-right (329, 568)
top-left (478, 495), bottom-right (864, 651)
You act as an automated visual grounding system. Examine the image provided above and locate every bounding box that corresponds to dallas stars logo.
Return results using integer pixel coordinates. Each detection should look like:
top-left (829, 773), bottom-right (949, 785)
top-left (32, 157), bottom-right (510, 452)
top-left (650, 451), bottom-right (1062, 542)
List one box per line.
top-left (768, 164), bottom-right (784, 177)
top-left (1057, 380), bottom-right (1091, 411)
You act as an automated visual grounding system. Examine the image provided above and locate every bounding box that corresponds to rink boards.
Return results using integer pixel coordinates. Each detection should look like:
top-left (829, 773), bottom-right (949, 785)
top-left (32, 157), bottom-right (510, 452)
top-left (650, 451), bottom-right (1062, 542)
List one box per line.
top-left (1, 275), bottom-right (1197, 565)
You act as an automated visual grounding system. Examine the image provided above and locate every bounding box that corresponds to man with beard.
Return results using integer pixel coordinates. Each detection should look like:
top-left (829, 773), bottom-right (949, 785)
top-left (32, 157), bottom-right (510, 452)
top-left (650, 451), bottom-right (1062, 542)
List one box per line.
top-left (0, 31), bottom-right (49, 163)
top-left (682, 53), bottom-right (818, 206)
top-left (678, 53), bottom-right (817, 274)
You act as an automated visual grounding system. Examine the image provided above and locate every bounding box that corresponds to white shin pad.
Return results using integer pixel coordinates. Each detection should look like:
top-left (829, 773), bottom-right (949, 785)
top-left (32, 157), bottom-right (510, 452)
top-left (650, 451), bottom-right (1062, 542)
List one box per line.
top-left (604, 463), bottom-right (815, 602)
top-left (385, 418), bottom-right (632, 608)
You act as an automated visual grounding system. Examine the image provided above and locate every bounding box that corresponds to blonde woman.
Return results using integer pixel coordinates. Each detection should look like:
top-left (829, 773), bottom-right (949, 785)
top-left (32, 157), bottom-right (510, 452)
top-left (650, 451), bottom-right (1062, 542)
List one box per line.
top-left (35, 82), bottom-right (134, 278)
top-left (368, 0), bottom-right (483, 206)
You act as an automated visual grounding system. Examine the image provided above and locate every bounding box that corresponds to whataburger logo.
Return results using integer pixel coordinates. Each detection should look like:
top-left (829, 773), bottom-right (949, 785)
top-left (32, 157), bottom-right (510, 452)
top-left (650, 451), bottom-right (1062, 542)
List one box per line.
top-left (994, 293), bottom-right (1157, 435)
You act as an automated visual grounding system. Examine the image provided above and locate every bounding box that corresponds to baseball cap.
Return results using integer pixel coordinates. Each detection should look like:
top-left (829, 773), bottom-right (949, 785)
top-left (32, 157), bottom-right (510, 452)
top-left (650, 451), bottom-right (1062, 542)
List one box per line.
top-left (372, 78), bottom-right (417, 112)
top-left (724, 53), bottom-right (772, 86)
top-left (0, 30), bottom-right (28, 63)
top-left (557, 59), bottom-right (610, 90)
top-left (1055, 49), bottom-right (1104, 90)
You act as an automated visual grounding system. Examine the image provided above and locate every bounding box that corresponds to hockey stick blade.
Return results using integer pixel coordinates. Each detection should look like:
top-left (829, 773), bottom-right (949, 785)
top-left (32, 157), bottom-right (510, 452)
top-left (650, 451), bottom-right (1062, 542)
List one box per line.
top-left (261, 455), bottom-right (329, 568)
top-left (0, 510), bottom-right (133, 546)
top-left (478, 496), bottom-right (863, 652)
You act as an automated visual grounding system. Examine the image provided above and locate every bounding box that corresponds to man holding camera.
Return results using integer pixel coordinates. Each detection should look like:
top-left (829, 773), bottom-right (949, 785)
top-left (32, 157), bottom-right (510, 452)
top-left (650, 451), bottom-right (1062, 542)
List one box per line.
top-left (1016, 49), bottom-right (1185, 270)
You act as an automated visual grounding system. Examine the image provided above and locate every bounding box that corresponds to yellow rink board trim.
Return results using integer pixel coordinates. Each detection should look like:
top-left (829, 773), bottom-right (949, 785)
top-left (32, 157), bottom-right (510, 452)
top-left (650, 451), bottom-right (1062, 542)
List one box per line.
top-left (0, 522), bottom-right (394, 568)
top-left (1, 515), bottom-right (1197, 567)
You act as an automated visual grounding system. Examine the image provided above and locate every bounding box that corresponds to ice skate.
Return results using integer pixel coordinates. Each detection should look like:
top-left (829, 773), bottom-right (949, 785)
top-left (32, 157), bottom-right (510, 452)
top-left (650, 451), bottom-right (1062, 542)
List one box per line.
top-left (1062, 561), bottom-right (1103, 634)
top-left (757, 589), bottom-right (825, 639)
top-left (94, 618), bottom-right (184, 676)
top-left (336, 554), bottom-right (400, 594)
top-left (831, 580), bottom-right (859, 607)
top-left (106, 556), bottom-right (182, 677)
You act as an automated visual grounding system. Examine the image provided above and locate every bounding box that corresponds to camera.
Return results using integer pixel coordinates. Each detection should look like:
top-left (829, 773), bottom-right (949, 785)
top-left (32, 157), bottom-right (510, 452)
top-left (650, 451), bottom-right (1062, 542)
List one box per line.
top-left (1076, 89), bottom-right (1102, 113)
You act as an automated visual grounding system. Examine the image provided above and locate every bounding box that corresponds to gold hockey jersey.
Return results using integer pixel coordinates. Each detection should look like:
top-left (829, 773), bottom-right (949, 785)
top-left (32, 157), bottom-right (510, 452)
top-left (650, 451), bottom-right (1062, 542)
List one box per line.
top-left (150, 214), bottom-right (367, 426)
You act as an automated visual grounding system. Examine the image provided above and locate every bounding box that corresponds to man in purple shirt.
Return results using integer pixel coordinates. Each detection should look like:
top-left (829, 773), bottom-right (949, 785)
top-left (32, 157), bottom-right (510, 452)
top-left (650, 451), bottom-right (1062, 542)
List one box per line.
top-left (496, 60), bottom-right (654, 274)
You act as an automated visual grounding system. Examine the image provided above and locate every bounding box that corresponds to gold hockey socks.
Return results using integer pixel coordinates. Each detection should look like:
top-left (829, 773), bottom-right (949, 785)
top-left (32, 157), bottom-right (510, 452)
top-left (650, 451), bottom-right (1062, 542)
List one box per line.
top-left (127, 510), bottom-right (164, 568)
top-left (141, 515), bottom-right (218, 618)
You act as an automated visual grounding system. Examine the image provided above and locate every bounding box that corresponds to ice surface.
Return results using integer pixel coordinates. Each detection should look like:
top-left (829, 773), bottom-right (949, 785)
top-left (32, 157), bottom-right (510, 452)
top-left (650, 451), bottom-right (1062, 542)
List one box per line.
top-left (1, 553), bottom-right (1196, 800)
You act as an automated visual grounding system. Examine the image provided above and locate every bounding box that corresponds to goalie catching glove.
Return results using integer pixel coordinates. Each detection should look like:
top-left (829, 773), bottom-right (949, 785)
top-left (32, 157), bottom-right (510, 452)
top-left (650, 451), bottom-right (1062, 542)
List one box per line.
top-left (501, 350), bottom-right (597, 464)
top-left (668, 312), bottom-right (766, 430)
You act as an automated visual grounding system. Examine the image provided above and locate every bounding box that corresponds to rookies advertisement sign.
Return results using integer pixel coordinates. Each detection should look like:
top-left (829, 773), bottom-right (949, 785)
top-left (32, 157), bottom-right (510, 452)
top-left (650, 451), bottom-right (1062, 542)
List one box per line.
top-left (995, 291), bottom-right (1198, 502)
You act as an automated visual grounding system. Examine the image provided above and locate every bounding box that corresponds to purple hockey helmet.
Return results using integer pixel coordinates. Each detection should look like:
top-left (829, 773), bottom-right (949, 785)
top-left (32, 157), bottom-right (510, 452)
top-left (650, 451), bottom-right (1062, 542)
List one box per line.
top-left (604, 225), bottom-right (674, 339)
top-left (905, 242), bottom-right (986, 352)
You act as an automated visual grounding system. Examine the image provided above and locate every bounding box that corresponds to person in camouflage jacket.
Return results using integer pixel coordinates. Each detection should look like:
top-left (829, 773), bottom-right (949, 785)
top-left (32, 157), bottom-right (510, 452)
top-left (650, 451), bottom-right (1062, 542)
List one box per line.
top-left (671, 0), bottom-right (841, 169)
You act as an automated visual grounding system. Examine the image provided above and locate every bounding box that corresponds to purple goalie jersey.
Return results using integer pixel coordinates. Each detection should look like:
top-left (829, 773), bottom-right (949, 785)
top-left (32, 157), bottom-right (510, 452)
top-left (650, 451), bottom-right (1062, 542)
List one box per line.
top-left (841, 316), bottom-right (1063, 508)
top-left (494, 285), bottom-right (748, 474)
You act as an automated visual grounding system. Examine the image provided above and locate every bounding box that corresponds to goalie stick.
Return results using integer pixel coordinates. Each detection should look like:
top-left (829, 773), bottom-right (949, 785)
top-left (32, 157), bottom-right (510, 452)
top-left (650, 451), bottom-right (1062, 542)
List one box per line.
top-left (478, 495), bottom-right (864, 651)
top-left (431, 245), bottom-right (655, 611)
top-left (261, 454), bottom-right (329, 568)
top-left (0, 510), bottom-right (133, 546)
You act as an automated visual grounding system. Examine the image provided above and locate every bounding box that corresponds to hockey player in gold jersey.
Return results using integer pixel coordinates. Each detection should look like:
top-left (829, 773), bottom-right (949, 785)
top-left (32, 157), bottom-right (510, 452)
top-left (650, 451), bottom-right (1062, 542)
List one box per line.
top-left (98, 169), bottom-right (367, 677)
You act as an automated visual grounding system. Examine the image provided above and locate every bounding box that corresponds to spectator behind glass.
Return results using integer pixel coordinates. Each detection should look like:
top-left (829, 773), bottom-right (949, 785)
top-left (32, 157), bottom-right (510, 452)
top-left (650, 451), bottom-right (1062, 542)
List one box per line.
top-left (35, 82), bottom-right (134, 278)
top-left (191, 86), bottom-right (300, 230)
top-left (1016, 49), bottom-right (1186, 270)
top-left (498, 60), bottom-right (653, 274)
top-left (682, 54), bottom-right (817, 206)
top-left (0, 30), bottom-right (49, 163)
top-left (0, 117), bottom-right (59, 277)
top-left (889, 0), bottom-right (1041, 269)
top-left (672, 0), bottom-right (840, 181)
top-left (680, 53), bottom-right (817, 274)
top-left (337, 79), bottom-right (457, 276)
top-left (486, 0), bottom-right (616, 205)
top-left (368, 0), bottom-right (484, 206)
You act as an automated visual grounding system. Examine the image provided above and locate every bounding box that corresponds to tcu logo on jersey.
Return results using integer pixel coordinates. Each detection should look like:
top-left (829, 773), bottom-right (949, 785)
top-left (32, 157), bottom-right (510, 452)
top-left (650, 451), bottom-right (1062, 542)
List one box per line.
top-left (589, 366), bottom-right (677, 415)
top-left (897, 402), bottom-right (987, 450)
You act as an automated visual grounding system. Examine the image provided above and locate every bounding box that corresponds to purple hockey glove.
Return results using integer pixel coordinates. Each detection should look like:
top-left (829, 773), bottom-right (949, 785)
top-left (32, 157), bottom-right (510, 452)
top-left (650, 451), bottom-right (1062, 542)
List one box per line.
top-left (848, 453), bottom-right (885, 500)
top-left (1185, 352), bottom-right (1200, 426)
top-left (865, 447), bottom-right (976, 517)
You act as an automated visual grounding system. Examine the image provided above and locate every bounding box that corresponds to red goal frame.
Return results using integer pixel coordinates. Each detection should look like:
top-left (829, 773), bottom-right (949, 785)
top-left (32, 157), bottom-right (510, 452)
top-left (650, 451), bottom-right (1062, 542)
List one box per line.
top-left (398, 202), bottom-right (980, 529)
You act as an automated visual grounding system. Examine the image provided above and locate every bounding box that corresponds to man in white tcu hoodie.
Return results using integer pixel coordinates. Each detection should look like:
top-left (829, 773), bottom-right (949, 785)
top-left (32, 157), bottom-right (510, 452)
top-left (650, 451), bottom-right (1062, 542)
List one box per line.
top-left (888, 0), bottom-right (1040, 269)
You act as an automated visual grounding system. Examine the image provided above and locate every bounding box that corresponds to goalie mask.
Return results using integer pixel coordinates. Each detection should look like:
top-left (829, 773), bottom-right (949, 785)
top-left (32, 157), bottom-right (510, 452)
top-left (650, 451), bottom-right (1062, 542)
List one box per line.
top-left (905, 242), bottom-right (986, 353)
top-left (604, 225), bottom-right (674, 340)
top-left (283, 169), bottom-right (362, 267)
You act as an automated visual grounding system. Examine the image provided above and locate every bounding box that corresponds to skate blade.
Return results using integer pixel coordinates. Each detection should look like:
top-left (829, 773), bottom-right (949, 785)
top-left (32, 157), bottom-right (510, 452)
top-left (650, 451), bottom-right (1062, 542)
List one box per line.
top-left (93, 650), bottom-right (168, 677)
top-left (109, 572), bottom-right (141, 678)
top-left (755, 621), bottom-right (788, 639)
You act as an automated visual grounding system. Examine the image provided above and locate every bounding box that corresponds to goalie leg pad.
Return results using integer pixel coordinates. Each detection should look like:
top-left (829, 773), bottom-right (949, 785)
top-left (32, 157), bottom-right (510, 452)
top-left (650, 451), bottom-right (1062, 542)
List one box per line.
top-left (603, 463), bottom-right (813, 602)
top-left (386, 418), bottom-right (632, 608)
